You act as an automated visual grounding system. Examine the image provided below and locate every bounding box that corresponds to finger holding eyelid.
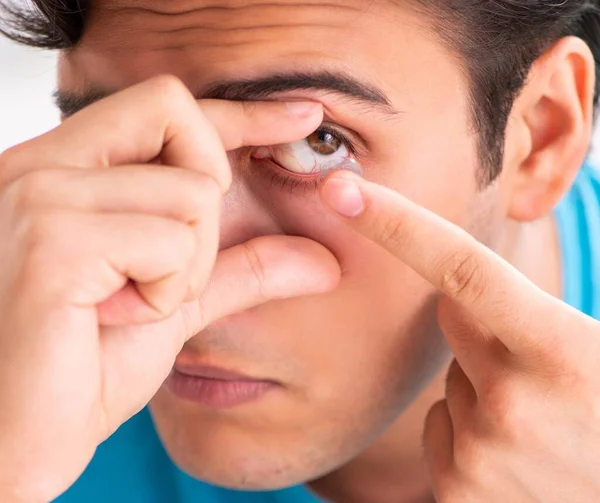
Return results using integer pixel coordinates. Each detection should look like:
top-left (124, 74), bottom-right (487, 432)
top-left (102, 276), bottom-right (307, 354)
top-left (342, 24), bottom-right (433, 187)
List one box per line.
top-left (199, 99), bottom-right (324, 151)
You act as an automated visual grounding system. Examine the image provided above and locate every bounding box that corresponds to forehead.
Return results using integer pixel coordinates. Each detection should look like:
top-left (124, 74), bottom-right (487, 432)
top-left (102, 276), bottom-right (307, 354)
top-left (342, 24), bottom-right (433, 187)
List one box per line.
top-left (63, 0), bottom-right (441, 90)
top-left (86, 0), bottom-right (406, 49)
top-left (91, 0), bottom-right (399, 27)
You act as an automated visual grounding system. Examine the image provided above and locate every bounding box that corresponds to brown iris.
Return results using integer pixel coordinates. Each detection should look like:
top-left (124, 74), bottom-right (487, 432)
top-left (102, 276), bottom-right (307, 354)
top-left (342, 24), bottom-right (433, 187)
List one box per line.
top-left (306, 130), bottom-right (342, 155)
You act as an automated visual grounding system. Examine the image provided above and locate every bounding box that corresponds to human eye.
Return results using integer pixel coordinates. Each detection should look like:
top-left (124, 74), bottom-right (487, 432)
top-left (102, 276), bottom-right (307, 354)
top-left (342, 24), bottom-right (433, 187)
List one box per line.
top-left (252, 124), bottom-right (363, 189)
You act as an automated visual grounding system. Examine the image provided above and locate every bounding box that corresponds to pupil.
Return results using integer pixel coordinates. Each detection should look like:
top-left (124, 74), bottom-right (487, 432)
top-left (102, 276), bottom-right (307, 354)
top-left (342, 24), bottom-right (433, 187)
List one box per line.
top-left (307, 130), bottom-right (341, 155)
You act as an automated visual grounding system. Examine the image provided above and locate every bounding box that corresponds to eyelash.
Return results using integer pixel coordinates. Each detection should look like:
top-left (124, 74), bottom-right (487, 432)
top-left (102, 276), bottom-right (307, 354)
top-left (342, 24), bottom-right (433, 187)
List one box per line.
top-left (258, 123), bottom-right (359, 195)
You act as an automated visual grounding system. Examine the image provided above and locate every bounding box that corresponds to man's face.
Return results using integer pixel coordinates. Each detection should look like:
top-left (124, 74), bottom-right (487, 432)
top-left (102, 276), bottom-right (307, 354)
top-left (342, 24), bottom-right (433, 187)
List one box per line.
top-left (59, 0), bottom-right (507, 489)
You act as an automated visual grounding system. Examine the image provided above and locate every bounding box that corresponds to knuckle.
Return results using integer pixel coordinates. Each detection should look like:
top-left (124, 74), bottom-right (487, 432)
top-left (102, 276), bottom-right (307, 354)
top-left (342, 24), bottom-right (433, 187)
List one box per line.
top-left (478, 378), bottom-right (527, 437)
top-left (22, 211), bottom-right (71, 254)
top-left (18, 212), bottom-right (78, 286)
top-left (452, 429), bottom-right (488, 479)
top-left (9, 170), bottom-right (55, 213)
top-left (242, 242), bottom-right (268, 299)
top-left (375, 211), bottom-right (411, 251)
top-left (0, 144), bottom-right (27, 187)
top-left (148, 74), bottom-right (193, 109)
top-left (437, 250), bottom-right (486, 302)
top-left (187, 172), bottom-right (222, 215)
top-left (0, 147), bottom-right (15, 176)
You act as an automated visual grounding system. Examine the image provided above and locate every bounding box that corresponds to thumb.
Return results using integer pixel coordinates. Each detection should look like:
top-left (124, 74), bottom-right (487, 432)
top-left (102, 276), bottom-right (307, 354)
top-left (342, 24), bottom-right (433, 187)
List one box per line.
top-left (97, 236), bottom-right (340, 434)
top-left (196, 235), bottom-right (341, 330)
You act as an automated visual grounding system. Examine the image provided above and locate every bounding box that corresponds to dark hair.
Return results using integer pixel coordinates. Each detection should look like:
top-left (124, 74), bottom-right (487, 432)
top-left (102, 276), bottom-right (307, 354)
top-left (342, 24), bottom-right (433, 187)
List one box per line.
top-left (1, 0), bottom-right (599, 184)
top-left (411, 1), bottom-right (600, 184)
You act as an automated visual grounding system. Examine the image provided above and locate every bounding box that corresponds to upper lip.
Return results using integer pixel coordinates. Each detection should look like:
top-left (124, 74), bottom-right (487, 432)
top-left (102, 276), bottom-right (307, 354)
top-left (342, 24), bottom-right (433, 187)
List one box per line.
top-left (173, 362), bottom-right (271, 382)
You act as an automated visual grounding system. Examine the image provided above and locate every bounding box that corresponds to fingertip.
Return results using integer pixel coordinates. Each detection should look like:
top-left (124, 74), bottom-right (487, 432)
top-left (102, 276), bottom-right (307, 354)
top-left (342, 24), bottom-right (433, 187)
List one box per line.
top-left (320, 172), bottom-right (366, 218)
top-left (254, 236), bottom-right (341, 297)
top-left (285, 101), bottom-right (323, 118)
top-left (305, 240), bottom-right (343, 292)
top-left (282, 100), bottom-right (324, 138)
top-left (201, 98), bottom-right (324, 150)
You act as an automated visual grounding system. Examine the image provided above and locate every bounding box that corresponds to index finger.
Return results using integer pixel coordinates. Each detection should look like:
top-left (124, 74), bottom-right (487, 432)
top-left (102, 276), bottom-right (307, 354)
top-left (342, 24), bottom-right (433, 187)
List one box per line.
top-left (320, 172), bottom-right (569, 354)
top-left (0, 75), bottom-right (323, 190)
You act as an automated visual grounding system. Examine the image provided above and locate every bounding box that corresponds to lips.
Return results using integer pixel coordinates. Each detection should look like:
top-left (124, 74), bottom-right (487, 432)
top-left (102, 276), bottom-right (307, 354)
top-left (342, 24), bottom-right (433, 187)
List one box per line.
top-left (173, 363), bottom-right (265, 382)
top-left (166, 359), bottom-right (278, 409)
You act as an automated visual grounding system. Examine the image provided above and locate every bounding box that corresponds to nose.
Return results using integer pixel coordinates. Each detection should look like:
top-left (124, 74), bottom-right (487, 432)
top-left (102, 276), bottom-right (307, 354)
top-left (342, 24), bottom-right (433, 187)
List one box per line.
top-left (218, 161), bottom-right (281, 251)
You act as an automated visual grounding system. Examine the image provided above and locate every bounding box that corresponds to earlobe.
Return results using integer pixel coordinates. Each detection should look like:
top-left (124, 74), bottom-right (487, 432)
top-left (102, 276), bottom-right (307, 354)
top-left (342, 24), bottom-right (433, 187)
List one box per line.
top-left (507, 36), bottom-right (596, 222)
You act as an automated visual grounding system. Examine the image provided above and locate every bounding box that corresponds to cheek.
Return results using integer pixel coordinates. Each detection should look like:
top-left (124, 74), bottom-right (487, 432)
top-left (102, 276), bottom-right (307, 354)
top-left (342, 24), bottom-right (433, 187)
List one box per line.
top-left (224, 132), bottom-right (481, 399)
top-left (254, 188), bottom-right (449, 386)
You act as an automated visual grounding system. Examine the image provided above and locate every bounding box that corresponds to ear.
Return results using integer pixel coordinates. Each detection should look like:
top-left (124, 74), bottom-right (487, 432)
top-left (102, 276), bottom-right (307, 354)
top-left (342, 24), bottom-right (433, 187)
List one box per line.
top-left (502, 36), bottom-right (596, 222)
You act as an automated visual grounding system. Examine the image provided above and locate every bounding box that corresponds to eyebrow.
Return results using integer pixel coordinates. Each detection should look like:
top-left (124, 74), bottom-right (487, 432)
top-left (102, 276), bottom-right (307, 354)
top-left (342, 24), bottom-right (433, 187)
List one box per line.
top-left (54, 70), bottom-right (400, 118)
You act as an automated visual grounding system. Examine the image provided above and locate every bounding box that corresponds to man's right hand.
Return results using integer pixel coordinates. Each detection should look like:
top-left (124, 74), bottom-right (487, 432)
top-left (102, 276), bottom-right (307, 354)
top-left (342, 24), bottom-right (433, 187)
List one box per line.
top-left (0, 76), bottom-right (340, 503)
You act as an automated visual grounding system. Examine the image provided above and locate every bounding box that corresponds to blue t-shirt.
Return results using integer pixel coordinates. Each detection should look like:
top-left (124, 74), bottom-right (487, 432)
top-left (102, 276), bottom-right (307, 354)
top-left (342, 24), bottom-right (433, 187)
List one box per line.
top-left (55, 162), bottom-right (600, 503)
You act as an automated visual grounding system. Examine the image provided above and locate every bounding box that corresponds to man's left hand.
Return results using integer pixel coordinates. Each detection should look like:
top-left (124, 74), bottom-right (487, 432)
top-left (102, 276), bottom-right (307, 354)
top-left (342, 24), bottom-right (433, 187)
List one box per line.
top-left (320, 171), bottom-right (600, 502)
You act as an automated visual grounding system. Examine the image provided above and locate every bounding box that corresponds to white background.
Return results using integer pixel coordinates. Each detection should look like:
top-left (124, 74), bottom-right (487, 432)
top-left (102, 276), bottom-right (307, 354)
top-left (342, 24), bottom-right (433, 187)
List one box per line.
top-left (1, 38), bottom-right (599, 164)
top-left (0, 38), bottom-right (60, 151)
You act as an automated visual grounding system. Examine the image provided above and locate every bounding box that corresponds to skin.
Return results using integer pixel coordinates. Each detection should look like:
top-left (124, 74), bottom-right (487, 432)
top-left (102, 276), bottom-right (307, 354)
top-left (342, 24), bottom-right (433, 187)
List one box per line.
top-left (61, 0), bottom-right (476, 493)
top-left (0, 0), bottom-right (595, 502)
top-left (0, 79), bottom-right (338, 502)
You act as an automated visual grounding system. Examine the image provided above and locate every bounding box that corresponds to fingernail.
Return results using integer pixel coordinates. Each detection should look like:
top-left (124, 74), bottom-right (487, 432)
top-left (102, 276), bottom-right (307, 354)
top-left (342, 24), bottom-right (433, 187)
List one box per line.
top-left (285, 101), bottom-right (322, 117)
top-left (323, 177), bottom-right (365, 218)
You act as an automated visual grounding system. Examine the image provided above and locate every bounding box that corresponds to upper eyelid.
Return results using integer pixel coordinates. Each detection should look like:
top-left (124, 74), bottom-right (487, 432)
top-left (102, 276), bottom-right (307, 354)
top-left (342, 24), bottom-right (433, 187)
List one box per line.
top-left (317, 121), bottom-right (365, 157)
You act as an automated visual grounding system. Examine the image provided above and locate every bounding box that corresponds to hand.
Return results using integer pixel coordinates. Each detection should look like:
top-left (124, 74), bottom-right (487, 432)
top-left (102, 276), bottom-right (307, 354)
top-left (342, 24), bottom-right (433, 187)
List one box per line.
top-left (0, 75), bottom-right (340, 503)
top-left (320, 172), bottom-right (600, 502)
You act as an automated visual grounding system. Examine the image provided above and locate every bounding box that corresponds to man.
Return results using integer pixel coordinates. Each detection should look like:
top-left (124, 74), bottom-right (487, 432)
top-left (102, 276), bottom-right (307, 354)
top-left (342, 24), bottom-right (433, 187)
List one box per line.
top-left (0, 1), bottom-right (599, 502)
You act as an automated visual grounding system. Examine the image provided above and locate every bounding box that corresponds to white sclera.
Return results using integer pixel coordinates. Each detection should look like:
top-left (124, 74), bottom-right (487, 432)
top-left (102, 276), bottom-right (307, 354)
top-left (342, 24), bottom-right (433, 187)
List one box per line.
top-left (270, 137), bottom-right (364, 178)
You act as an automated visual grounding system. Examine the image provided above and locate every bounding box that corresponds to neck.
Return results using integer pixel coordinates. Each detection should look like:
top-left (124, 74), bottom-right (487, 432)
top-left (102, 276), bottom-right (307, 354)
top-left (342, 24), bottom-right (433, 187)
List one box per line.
top-left (309, 215), bottom-right (562, 503)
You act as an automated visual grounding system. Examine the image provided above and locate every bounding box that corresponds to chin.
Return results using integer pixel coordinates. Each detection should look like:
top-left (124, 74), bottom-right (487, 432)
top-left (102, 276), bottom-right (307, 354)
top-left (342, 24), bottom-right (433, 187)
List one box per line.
top-left (148, 397), bottom-right (375, 491)
top-left (157, 427), bottom-right (339, 491)
top-left (148, 361), bottom-right (412, 491)
top-left (176, 459), bottom-right (311, 491)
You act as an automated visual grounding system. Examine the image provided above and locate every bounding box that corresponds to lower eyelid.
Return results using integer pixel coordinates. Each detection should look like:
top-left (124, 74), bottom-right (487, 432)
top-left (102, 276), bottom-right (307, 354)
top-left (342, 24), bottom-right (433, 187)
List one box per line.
top-left (249, 132), bottom-right (364, 195)
top-left (258, 158), bottom-right (323, 195)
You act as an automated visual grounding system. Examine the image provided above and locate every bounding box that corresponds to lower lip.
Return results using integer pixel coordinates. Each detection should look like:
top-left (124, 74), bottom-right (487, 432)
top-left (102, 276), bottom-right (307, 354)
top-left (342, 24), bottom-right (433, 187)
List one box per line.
top-left (166, 370), bottom-right (276, 408)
